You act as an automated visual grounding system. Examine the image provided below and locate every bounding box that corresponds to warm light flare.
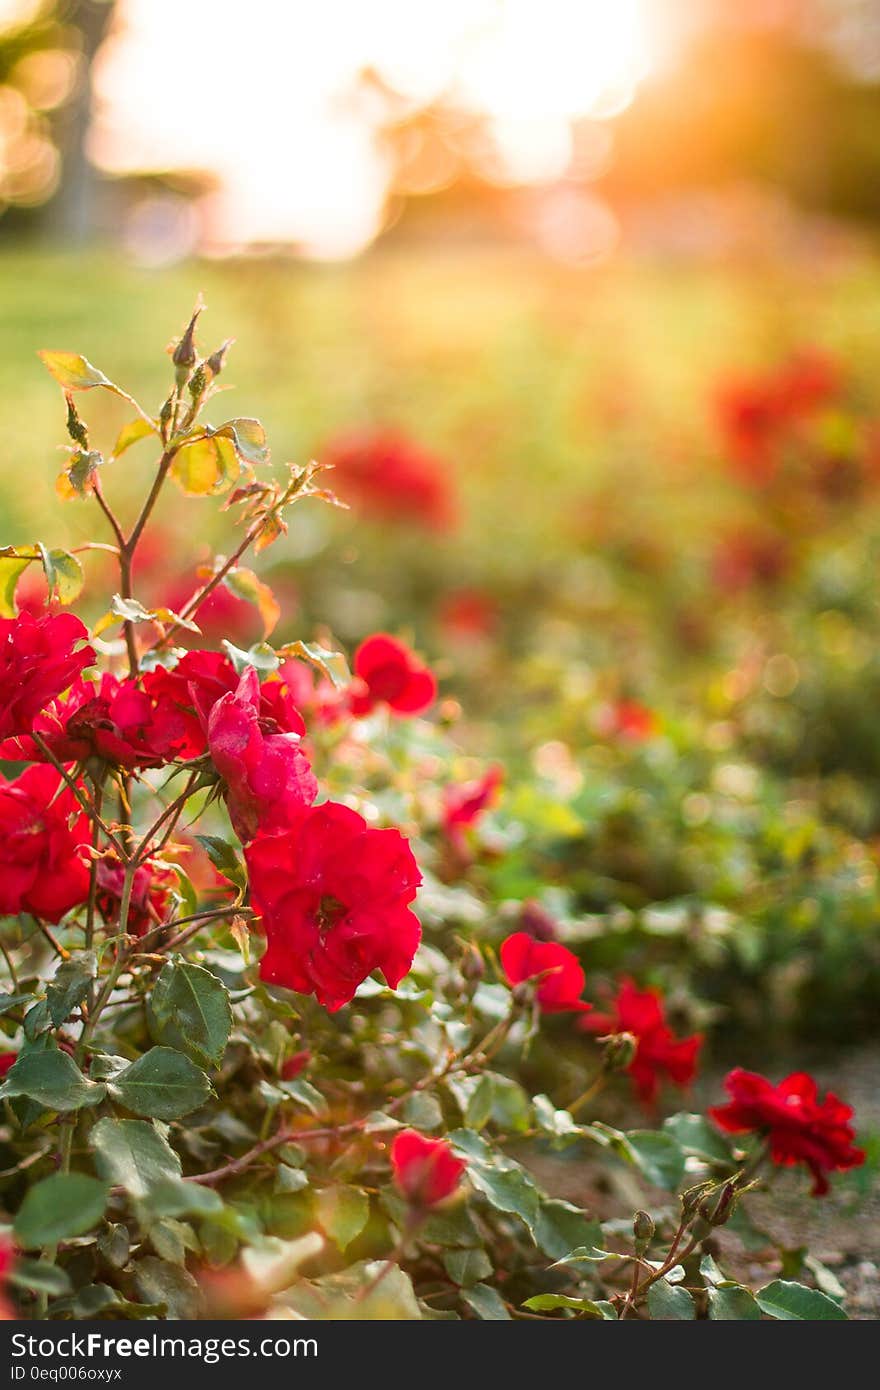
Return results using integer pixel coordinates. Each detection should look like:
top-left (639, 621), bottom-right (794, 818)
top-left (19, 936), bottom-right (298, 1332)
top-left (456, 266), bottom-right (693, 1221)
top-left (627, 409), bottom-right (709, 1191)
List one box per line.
top-left (88, 0), bottom-right (657, 258)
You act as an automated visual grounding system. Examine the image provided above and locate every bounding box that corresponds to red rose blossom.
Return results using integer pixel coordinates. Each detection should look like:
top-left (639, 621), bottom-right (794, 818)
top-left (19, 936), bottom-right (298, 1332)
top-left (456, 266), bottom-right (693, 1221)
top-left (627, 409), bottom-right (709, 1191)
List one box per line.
top-left (500, 932), bottom-right (591, 1014)
top-left (0, 611), bottom-right (93, 740)
top-left (596, 699), bottom-right (657, 743)
top-left (390, 1129), bottom-right (465, 1207)
top-left (0, 673), bottom-right (188, 770)
top-left (580, 978), bottom-right (702, 1105)
top-left (0, 766), bottom-right (90, 922)
top-left (143, 650), bottom-right (307, 760)
top-left (0, 1054), bottom-right (17, 1079)
top-left (350, 634), bottom-right (436, 718)
top-left (246, 801), bottom-right (422, 1011)
top-left (710, 1068), bottom-right (865, 1196)
top-left (324, 428), bottom-right (456, 531)
top-left (208, 666), bottom-right (317, 843)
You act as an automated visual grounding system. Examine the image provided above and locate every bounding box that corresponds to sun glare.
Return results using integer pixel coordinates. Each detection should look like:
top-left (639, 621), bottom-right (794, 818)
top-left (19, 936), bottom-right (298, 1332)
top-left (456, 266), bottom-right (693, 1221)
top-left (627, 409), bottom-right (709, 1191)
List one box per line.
top-left (90, 0), bottom-right (656, 258)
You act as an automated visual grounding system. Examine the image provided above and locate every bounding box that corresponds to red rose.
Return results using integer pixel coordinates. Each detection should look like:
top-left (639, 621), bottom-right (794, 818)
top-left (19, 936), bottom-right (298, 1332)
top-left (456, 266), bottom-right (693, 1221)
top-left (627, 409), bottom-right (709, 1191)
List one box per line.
top-left (1, 673), bottom-right (187, 770)
top-left (500, 932), bottom-right (591, 1014)
top-left (208, 667), bottom-right (317, 843)
top-left (95, 854), bottom-right (177, 937)
top-left (0, 766), bottom-right (90, 922)
top-left (580, 978), bottom-right (702, 1105)
top-left (324, 428), bottom-right (456, 531)
top-left (390, 1129), bottom-right (465, 1208)
top-left (144, 651), bottom-right (307, 760)
top-left (350, 634), bottom-right (436, 718)
top-left (442, 764), bottom-right (502, 848)
top-left (0, 612), bottom-right (93, 740)
top-left (710, 1068), bottom-right (865, 1196)
top-left (246, 801), bottom-right (422, 1011)
top-left (0, 1054), bottom-right (17, 1080)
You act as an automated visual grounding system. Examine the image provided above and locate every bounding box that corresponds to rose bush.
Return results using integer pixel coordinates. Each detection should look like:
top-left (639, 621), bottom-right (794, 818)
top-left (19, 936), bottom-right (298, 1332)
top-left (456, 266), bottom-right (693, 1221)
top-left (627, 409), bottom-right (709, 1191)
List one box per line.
top-left (0, 310), bottom-right (866, 1322)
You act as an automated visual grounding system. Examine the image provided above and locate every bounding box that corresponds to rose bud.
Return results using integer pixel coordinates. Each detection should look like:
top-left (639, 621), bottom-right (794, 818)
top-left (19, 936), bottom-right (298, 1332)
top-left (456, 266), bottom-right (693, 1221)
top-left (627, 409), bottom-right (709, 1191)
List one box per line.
top-left (390, 1130), bottom-right (465, 1209)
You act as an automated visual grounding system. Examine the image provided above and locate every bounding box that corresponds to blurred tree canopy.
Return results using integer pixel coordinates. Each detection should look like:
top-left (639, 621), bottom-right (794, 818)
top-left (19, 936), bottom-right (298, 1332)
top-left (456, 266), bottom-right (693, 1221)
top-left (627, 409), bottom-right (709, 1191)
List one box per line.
top-left (0, 0), bottom-right (114, 237)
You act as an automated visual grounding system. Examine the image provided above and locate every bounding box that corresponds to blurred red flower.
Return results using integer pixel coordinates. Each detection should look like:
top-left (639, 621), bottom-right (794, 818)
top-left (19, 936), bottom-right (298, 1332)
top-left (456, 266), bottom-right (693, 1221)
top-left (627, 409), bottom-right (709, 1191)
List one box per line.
top-left (350, 634), bottom-right (437, 718)
top-left (324, 428), bottom-right (456, 530)
top-left (208, 667), bottom-right (317, 843)
top-left (0, 1053), bottom-right (17, 1079)
top-left (596, 699), bottom-right (658, 743)
top-left (0, 766), bottom-right (89, 922)
top-left (280, 1049), bottom-right (312, 1080)
top-left (437, 589), bottom-right (498, 642)
top-left (0, 612), bottom-right (93, 741)
top-left (580, 978), bottom-right (702, 1105)
top-left (710, 1068), bottom-right (865, 1196)
top-left (442, 764), bottom-right (502, 848)
top-left (246, 801), bottom-right (422, 1011)
top-left (390, 1129), bottom-right (465, 1208)
top-left (715, 350), bottom-right (842, 487)
top-left (500, 931), bottom-right (591, 1014)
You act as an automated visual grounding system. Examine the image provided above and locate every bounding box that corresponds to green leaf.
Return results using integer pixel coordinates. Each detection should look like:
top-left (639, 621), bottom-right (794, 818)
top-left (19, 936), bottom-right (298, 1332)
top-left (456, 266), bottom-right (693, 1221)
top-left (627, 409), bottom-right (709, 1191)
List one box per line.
top-left (56, 449), bottom-right (103, 499)
top-left (708, 1283), bottom-right (762, 1319)
top-left (464, 1074), bottom-right (494, 1130)
top-left (46, 950), bottom-right (96, 1026)
top-left (194, 835), bottom-right (247, 892)
top-left (756, 1279), bottom-right (848, 1320)
top-left (535, 1199), bottom-right (604, 1261)
top-left (522, 1293), bottom-right (609, 1317)
top-left (38, 547), bottom-right (84, 606)
top-left (7, 1260), bottom-right (72, 1296)
top-left (489, 1074), bottom-right (532, 1133)
top-left (443, 1247), bottom-right (492, 1287)
top-left (132, 1257), bottom-right (200, 1319)
top-left (91, 1117), bottom-right (182, 1199)
top-left (147, 958), bottom-right (232, 1069)
top-left (401, 1091), bottom-right (443, 1131)
top-left (663, 1112), bottom-right (734, 1163)
top-left (39, 350), bottom-right (111, 390)
top-left (13, 1173), bottom-right (109, 1248)
top-left (449, 1129), bottom-right (540, 1235)
top-left (647, 1278), bottom-right (695, 1319)
top-left (626, 1130), bottom-right (686, 1190)
top-left (316, 1186), bottom-right (369, 1252)
top-left (461, 1282), bottom-right (511, 1320)
top-left (110, 1046), bottom-right (213, 1121)
top-left (96, 1224), bottom-right (131, 1271)
top-left (0, 1049), bottom-right (106, 1112)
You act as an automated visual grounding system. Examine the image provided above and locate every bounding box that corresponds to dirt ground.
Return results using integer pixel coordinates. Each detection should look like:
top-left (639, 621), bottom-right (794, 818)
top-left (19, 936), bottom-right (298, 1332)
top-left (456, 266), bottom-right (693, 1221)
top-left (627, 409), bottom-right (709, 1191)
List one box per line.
top-left (528, 1045), bottom-right (880, 1318)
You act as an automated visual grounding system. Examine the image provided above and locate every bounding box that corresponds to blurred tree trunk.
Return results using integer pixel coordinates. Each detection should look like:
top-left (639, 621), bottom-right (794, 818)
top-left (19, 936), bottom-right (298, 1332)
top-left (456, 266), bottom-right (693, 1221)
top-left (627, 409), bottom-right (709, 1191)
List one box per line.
top-left (41, 0), bottom-right (116, 244)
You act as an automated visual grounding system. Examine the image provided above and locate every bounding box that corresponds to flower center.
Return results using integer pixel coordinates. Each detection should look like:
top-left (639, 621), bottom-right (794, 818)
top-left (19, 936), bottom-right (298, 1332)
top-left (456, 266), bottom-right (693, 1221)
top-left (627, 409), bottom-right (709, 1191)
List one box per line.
top-left (315, 894), bottom-right (347, 937)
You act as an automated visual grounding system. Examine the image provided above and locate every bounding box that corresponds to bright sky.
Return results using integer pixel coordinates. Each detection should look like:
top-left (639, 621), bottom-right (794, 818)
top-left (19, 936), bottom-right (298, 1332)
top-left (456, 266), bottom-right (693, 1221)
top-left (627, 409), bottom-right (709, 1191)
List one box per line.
top-left (85, 0), bottom-right (660, 258)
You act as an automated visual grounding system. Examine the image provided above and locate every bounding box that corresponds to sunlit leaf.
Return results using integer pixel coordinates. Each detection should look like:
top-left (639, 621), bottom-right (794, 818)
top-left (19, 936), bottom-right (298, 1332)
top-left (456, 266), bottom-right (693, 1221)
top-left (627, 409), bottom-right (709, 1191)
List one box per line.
top-left (224, 565), bottom-right (280, 637)
top-left (112, 416), bottom-right (157, 459)
top-left (38, 350), bottom-right (111, 391)
top-left (171, 434), bottom-right (240, 496)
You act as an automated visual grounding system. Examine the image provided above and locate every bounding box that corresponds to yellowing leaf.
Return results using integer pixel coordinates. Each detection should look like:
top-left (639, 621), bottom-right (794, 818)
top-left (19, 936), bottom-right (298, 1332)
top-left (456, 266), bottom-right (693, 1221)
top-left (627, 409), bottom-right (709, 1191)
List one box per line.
top-left (38, 351), bottom-right (111, 391)
top-left (93, 594), bottom-right (201, 638)
top-left (171, 435), bottom-right (240, 496)
top-left (224, 566), bottom-right (280, 637)
top-left (214, 418), bottom-right (270, 466)
top-left (277, 639), bottom-right (350, 688)
top-left (0, 556), bottom-right (32, 617)
top-left (254, 511), bottom-right (287, 554)
top-left (111, 416), bottom-right (157, 460)
top-left (56, 449), bottom-right (103, 499)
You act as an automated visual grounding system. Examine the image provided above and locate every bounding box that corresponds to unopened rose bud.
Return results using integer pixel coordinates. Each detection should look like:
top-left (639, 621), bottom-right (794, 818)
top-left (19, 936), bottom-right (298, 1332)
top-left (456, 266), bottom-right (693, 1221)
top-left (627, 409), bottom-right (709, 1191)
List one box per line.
top-left (172, 304), bottom-right (202, 383)
top-left (188, 363), bottom-right (207, 400)
top-left (600, 1030), bottom-right (638, 1073)
top-left (206, 338), bottom-right (233, 378)
top-left (519, 899), bottom-right (558, 942)
top-left (280, 1049), bottom-right (311, 1081)
top-left (460, 942), bottom-right (485, 986)
top-left (699, 1181), bottom-right (737, 1228)
top-left (633, 1210), bottom-right (655, 1245)
top-left (64, 393), bottom-right (88, 448)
